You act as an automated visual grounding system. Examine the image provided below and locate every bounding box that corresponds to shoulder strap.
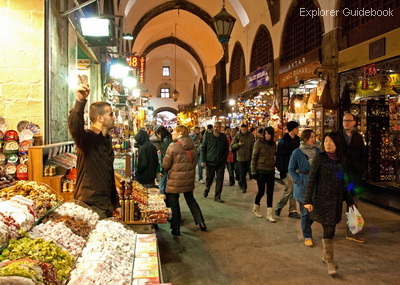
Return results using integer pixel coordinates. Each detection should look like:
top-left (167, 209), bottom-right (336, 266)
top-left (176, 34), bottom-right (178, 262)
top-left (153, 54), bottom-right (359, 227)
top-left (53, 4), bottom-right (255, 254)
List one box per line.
top-left (177, 141), bottom-right (193, 163)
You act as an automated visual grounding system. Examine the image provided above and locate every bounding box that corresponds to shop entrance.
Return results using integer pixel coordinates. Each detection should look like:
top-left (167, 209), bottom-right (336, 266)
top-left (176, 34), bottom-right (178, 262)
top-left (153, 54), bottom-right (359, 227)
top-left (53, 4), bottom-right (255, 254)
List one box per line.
top-left (154, 108), bottom-right (177, 128)
top-left (358, 98), bottom-right (400, 183)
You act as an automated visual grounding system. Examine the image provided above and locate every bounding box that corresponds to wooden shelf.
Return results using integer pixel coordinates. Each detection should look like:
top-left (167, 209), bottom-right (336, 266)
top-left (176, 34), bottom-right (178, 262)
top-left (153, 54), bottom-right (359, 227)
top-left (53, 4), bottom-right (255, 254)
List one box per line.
top-left (28, 141), bottom-right (75, 200)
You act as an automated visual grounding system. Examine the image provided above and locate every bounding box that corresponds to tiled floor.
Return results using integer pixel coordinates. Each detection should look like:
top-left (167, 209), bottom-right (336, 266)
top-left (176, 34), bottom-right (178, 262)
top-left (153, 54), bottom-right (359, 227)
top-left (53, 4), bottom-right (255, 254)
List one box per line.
top-left (156, 175), bottom-right (400, 284)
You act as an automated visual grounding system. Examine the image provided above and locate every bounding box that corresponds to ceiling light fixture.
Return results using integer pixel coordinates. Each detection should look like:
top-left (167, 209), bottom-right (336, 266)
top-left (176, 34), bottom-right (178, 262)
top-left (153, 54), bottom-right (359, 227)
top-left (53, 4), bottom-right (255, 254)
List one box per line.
top-left (212, 0), bottom-right (236, 44)
top-left (123, 33), bottom-right (133, 40)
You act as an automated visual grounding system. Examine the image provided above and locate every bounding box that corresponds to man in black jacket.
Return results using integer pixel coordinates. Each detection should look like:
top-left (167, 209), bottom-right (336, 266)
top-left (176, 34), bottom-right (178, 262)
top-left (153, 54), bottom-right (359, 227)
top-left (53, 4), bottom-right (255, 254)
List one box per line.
top-left (275, 121), bottom-right (301, 219)
top-left (134, 129), bottom-right (158, 188)
top-left (201, 121), bottom-right (229, 203)
top-left (341, 113), bottom-right (367, 243)
top-left (68, 84), bottom-right (121, 219)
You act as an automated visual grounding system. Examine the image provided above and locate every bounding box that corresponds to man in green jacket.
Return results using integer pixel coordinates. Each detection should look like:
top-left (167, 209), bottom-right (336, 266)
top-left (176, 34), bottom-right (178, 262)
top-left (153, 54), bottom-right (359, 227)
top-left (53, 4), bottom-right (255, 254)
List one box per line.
top-left (230, 124), bottom-right (255, 193)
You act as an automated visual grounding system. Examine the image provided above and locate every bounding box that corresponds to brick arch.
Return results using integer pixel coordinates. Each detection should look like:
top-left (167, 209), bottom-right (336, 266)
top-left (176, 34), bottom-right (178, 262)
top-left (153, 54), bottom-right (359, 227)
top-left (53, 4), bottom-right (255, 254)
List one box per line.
top-left (154, 107), bottom-right (178, 116)
top-left (142, 36), bottom-right (205, 80)
top-left (250, 25), bottom-right (273, 72)
top-left (130, 1), bottom-right (216, 47)
top-left (280, 0), bottom-right (324, 64)
top-left (229, 42), bottom-right (246, 83)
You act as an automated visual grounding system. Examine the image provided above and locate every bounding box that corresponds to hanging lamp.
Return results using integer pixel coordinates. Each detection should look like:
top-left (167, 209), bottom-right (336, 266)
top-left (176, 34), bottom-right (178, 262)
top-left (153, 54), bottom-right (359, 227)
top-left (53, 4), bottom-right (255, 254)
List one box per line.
top-left (172, 23), bottom-right (180, 102)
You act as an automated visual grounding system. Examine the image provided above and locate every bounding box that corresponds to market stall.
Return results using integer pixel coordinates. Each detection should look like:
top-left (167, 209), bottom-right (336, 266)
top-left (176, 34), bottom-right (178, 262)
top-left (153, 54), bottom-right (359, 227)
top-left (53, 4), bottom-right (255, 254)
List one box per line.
top-left (0, 182), bottom-right (166, 284)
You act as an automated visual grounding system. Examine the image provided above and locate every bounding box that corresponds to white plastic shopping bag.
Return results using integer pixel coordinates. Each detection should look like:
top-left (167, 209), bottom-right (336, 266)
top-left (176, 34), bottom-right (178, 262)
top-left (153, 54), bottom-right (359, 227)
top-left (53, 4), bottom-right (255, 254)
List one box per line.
top-left (346, 205), bottom-right (365, 234)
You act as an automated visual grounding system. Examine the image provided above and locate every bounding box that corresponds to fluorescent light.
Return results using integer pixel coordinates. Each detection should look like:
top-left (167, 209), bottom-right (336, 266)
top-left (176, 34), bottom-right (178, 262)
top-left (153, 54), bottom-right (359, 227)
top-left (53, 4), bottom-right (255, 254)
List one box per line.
top-left (110, 64), bottom-right (131, 78)
top-left (123, 77), bottom-right (137, 88)
top-left (132, 88), bottom-right (141, 98)
top-left (80, 18), bottom-right (110, 36)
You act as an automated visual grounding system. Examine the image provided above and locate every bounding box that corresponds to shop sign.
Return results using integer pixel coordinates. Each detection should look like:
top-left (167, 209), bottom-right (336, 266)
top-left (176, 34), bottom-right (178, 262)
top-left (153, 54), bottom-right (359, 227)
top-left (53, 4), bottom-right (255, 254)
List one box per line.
top-left (279, 61), bottom-right (320, 87)
top-left (126, 56), bottom-right (146, 83)
top-left (356, 74), bottom-right (400, 97)
top-left (246, 65), bottom-right (271, 90)
top-left (279, 48), bottom-right (320, 74)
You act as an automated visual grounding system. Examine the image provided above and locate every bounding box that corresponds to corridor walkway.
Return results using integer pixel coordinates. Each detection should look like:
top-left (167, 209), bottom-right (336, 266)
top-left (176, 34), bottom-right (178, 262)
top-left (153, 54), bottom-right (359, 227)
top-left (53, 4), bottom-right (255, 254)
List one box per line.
top-left (156, 176), bottom-right (400, 285)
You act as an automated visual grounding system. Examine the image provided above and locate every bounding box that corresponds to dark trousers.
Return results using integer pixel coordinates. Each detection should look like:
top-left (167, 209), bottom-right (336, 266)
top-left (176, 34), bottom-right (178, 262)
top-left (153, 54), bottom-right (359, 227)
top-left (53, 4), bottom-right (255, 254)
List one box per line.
top-left (255, 172), bottom-right (275, 207)
top-left (205, 163), bottom-right (225, 199)
top-left (167, 191), bottom-right (204, 230)
top-left (238, 161), bottom-right (251, 190)
top-left (322, 224), bottom-right (336, 239)
top-left (226, 162), bottom-right (238, 185)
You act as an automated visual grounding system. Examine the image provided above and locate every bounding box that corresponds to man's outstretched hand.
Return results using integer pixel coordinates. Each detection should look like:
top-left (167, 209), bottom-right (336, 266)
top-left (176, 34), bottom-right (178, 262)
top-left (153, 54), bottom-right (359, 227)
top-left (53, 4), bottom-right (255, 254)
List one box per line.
top-left (76, 84), bottom-right (90, 102)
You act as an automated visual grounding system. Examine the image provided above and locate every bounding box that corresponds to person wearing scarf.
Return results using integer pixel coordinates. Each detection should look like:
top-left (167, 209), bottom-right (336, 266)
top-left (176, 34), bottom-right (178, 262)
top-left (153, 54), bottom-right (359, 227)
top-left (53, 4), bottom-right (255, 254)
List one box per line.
top-left (304, 132), bottom-right (354, 275)
top-left (288, 129), bottom-right (319, 247)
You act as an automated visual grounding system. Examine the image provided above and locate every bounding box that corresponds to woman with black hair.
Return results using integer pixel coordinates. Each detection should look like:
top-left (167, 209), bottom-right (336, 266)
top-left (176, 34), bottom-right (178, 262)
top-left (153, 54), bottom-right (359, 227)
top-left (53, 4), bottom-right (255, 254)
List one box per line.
top-left (155, 126), bottom-right (173, 194)
top-left (250, 127), bottom-right (277, 223)
top-left (304, 131), bottom-right (354, 275)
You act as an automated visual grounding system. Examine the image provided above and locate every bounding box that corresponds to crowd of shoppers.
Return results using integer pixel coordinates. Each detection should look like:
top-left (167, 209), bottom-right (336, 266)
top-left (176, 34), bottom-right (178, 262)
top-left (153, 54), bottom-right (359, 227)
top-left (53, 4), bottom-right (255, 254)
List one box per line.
top-left (70, 84), bottom-right (367, 276)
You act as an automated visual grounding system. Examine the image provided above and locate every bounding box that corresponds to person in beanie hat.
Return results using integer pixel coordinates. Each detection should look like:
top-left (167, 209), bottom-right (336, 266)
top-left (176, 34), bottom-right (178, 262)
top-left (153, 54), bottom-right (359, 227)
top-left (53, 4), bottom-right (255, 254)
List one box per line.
top-left (251, 127), bottom-right (277, 222)
top-left (275, 121), bottom-right (301, 219)
top-left (286, 121), bottom-right (300, 133)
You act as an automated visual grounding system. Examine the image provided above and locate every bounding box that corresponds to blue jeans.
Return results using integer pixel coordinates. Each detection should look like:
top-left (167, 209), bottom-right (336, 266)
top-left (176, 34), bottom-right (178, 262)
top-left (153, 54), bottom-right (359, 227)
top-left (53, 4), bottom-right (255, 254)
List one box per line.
top-left (159, 173), bottom-right (168, 194)
top-left (299, 202), bottom-right (313, 239)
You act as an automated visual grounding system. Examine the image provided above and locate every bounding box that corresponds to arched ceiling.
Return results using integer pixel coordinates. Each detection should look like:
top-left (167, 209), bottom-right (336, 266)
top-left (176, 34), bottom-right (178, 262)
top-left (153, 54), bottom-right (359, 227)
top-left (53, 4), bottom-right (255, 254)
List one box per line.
top-left (118, 0), bottom-right (243, 83)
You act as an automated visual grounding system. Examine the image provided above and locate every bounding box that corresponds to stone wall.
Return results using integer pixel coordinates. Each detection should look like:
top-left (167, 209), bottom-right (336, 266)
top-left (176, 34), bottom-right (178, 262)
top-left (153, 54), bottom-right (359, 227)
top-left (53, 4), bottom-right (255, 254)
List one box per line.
top-left (0, 0), bottom-right (45, 132)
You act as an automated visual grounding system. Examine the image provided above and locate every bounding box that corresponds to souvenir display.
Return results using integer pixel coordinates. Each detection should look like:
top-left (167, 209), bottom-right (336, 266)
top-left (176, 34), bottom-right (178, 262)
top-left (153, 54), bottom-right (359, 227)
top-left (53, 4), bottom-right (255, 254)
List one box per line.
top-left (17, 120), bottom-right (30, 132)
top-left (4, 164), bottom-right (16, 176)
top-left (16, 164), bottom-right (28, 180)
top-left (18, 140), bottom-right (32, 156)
top-left (0, 154), bottom-right (5, 165)
top-left (19, 130), bottom-right (33, 142)
top-left (3, 141), bottom-right (19, 154)
top-left (4, 130), bottom-right (18, 142)
top-left (7, 154), bottom-right (19, 165)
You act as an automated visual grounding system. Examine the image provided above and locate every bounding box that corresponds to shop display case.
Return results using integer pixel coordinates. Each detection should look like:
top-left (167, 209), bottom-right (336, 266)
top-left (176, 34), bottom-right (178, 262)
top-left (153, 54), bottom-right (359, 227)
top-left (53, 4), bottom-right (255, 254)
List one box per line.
top-left (28, 141), bottom-right (76, 200)
top-left (114, 153), bottom-right (133, 179)
top-left (313, 106), bottom-right (338, 141)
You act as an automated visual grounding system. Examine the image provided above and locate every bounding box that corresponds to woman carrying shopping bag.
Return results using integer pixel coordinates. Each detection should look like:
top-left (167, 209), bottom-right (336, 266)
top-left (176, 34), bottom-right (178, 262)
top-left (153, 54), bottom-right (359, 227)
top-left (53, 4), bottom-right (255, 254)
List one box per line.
top-left (304, 131), bottom-right (354, 275)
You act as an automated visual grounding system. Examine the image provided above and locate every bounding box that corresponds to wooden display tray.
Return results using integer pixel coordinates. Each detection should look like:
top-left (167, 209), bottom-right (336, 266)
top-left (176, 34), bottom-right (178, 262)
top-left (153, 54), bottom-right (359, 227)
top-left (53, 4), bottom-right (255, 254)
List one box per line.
top-left (28, 141), bottom-right (75, 200)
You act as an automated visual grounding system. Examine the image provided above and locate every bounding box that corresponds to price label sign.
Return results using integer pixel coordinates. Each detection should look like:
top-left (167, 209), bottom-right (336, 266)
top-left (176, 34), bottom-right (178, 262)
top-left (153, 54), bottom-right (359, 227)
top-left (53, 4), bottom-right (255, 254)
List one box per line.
top-left (126, 56), bottom-right (146, 83)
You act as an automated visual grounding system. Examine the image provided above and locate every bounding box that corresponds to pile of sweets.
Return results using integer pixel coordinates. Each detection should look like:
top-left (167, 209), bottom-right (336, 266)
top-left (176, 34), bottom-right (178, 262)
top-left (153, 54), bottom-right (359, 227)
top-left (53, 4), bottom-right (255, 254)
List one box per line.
top-left (68, 219), bottom-right (137, 285)
top-left (146, 190), bottom-right (170, 224)
top-left (0, 258), bottom-right (60, 285)
top-left (0, 195), bottom-right (37, 245)
top-left (0, 181), bottom-right (60, 218)
top-left (132, 181), bottom-right (147, 206)
top-left (0, 234), bottom-right (74, 282)
top-left (0, 170), bottom-right (16, 190)
top-left (51, 201), bottom-right (99, 228)
top-left (29, 220), bottom-right (86, 258)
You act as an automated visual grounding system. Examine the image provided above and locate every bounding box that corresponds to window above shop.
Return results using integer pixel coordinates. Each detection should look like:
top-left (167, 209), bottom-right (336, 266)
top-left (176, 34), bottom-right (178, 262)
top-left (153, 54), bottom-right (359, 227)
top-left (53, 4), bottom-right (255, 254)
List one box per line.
top-left (162, 66), bottom-right (170, 77)
top-left (160, 88), bottom-right (170, 98)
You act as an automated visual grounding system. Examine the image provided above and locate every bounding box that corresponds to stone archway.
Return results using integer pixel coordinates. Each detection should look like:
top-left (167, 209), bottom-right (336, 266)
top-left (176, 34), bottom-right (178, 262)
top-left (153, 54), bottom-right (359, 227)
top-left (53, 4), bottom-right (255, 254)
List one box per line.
top-left (154, 107), bottom-right (178, 115)
top-left (154, 107), bottom-right (178, 127)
